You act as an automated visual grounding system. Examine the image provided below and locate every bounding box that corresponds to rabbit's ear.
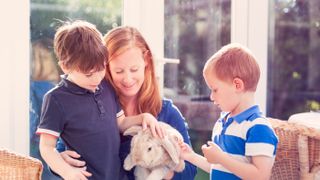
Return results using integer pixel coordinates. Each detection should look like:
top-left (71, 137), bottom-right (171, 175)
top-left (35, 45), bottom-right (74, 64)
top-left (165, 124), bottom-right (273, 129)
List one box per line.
top-left (161, 136), bottom-right (180, 164)
top-left (124, 126), bottom-right (143, 136)
top-left (124, 154), bottom-right (136, 170)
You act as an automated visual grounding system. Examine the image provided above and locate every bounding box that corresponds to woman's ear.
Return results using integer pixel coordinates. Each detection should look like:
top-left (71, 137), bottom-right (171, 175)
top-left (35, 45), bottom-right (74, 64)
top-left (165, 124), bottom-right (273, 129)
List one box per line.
top-left (233, 78), bottom-right (244, 91)
top-left (58, 61), bottom-right (69, 74)
top-left (143, 50), bottom-right (150, 67)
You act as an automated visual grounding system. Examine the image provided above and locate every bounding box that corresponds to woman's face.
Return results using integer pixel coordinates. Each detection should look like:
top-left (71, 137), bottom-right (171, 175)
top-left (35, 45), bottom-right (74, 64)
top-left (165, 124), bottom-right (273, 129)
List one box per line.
top-left (109, 47), bottom-right (147, 99)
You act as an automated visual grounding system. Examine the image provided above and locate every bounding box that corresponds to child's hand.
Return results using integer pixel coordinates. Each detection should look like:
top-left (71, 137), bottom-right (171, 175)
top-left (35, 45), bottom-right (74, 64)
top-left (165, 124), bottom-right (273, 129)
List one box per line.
top-left (141, 113), bottom-right (165, 138)
top-left (201, 141), bottom-right (224, 164)
top-left (179, 141), bottom-right (194, 161)
top-left (164, 170), bottom-right (174, 179)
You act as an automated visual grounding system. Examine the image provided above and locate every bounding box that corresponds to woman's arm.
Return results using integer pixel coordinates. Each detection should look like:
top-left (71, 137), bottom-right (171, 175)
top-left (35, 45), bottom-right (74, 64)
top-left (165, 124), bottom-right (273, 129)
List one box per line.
top-left (50, 139), bottom-right (86, 179)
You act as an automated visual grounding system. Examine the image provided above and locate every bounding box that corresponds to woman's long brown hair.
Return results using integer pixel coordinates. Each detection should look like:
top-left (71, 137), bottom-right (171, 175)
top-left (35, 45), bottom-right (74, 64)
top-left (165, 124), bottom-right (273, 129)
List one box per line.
top-left (104, 26), bottom-right (162, 116)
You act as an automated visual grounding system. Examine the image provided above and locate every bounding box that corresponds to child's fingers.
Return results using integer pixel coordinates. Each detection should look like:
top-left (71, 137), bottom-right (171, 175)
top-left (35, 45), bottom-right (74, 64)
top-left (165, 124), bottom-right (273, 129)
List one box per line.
top-left (179, 142), bottom-right (186, 148)
top-left (178, 141), bottom-right (183, 146)
top-left (181, 143), bottom-right (192, 152)
top-left (201, 143), bottom-right (209, 150)
top-left (207, 141), bottom-right (222, 151)
top-left (207, 141), bottom-right (215, 146)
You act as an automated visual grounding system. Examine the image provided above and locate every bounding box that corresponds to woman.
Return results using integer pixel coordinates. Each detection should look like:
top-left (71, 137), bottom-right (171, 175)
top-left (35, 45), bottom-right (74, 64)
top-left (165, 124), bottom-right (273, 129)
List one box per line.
top-left (59, 26), bottom-right (197, 180)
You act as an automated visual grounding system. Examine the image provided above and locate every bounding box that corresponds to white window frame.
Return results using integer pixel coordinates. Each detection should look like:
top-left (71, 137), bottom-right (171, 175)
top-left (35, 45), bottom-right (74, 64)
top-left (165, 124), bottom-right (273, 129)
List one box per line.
top-left (231, 0), bottom-right (268, 113)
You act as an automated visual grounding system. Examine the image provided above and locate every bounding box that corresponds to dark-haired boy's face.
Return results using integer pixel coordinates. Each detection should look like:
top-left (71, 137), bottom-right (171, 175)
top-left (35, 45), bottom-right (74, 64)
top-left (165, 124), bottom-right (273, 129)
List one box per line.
top-left (67, 68), bottom-right (106, 92)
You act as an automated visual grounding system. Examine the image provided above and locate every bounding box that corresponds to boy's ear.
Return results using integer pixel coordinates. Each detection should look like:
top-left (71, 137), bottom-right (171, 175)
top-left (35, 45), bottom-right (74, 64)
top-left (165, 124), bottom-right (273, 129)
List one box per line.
top-left (233, 78), bottom-right (244, 91)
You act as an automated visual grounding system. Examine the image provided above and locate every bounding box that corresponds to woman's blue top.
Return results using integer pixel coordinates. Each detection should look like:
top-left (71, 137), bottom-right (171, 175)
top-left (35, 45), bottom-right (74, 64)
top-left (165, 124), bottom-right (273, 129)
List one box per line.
top-left (119, 99), bottom-right (197, 180)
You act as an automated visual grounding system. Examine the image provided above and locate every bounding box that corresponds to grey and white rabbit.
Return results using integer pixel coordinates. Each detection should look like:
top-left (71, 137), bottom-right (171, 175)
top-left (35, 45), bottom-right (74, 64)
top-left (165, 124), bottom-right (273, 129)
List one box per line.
top-left (123, 122), bottom-right (185, 180)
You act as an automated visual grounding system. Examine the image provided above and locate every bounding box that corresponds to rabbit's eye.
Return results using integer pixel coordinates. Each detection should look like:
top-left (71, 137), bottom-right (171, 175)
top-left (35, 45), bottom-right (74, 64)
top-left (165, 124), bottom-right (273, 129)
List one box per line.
top-left (148, 147), bottom-right (152, 152)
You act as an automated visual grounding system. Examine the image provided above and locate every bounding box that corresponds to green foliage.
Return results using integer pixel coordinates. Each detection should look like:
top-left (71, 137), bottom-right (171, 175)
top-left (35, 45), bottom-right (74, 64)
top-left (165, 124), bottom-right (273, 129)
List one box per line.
top-left (31, 0), bottom-right (121, 41)
top-left (307, 100), bottom-right (320, 111)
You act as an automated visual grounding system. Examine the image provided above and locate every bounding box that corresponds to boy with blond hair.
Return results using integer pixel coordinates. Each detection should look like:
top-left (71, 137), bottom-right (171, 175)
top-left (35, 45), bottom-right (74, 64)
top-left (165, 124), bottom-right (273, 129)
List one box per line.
top-left (180, 43), bottom-right (278, 180)
top-left (36, 20), bottom-right (162, 180)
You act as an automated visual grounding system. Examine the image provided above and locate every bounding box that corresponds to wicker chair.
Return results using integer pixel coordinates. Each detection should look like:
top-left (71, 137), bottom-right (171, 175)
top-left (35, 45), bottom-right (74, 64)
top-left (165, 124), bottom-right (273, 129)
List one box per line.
top-left (269, 118), bottom-right (320, 180)
top-left (0, 149), bottom-right (43, 180)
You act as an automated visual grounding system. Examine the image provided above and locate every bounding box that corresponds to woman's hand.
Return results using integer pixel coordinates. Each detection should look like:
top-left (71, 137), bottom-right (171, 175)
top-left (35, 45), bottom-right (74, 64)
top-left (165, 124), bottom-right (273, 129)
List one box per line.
top-left (60, 150), bottom-right (92, 179)
top-left (60, 150), bottom-right (86, 167)
top-left (141, 113), bottom-right (165, 138)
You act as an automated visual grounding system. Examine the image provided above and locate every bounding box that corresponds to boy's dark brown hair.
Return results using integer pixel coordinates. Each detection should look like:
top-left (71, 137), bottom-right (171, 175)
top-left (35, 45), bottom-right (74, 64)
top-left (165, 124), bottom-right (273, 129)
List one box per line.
top-left (204, 43), bottom-right (260, 91)
top-left (54, 20), bottom-right (107, 73)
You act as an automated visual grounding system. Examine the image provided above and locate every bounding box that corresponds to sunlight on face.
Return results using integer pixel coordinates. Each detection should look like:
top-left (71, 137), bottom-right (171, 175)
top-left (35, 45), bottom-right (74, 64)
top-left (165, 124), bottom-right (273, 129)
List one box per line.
top-left (109, 47), bottom-right (147, 99)
top-left (204, 71), bottom-right (238, 113)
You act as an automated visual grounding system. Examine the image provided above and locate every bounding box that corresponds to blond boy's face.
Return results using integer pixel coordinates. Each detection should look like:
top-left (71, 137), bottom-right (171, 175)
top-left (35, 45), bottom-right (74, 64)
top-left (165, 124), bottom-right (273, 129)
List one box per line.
top-left (203, 70), bottom-right (240, 113)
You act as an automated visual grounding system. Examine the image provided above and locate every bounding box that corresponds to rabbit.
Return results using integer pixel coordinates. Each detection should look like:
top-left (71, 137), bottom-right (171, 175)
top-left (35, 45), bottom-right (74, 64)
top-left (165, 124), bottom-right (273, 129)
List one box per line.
top-left (123, 121), bottom-right (185, 180)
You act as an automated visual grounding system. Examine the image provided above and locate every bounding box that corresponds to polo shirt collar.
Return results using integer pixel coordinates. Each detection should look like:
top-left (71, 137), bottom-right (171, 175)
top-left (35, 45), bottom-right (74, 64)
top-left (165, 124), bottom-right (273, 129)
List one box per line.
top-left (59, 74), bottom-right (102, 95)
top-left (221, 105), bottom-right (262, 124)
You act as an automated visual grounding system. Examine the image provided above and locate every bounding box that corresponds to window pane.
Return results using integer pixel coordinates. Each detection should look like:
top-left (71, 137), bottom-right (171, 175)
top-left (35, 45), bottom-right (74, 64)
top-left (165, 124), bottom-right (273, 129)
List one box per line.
top-left (268, 0), bottom-right (320, 119)
top-left (30, 1), bottom-right (121, 178)
top-left (164, 0), bottom-right (231, 179)
top-left (164, 0), bottom-right (231, 97)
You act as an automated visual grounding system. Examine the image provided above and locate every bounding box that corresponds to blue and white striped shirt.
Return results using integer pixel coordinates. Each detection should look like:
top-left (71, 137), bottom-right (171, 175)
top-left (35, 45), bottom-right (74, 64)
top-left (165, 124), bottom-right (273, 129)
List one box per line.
top-left (210, 105), bottom-right (278, 180)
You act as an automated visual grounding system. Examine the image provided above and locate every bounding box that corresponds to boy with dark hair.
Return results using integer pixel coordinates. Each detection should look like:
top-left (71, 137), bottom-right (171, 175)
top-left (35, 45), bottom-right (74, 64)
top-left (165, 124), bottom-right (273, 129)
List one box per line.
top-left (37, 20), bottom-right (162, 180)
top-left (180, 43), bottom-right (278, 180)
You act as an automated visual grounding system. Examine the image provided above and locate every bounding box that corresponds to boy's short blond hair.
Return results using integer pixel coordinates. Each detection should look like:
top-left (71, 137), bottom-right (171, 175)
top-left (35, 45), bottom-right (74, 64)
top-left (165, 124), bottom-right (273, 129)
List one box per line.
top-left (54, 20), bottom-right (107, 73)
top-left (204, 43), bottom-right (260, 91)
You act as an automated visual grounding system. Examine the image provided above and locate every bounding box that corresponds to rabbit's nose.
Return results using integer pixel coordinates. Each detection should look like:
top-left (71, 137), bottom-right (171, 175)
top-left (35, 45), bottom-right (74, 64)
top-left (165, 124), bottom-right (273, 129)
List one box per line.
top-left (132, 154), bottom-right (140, 162)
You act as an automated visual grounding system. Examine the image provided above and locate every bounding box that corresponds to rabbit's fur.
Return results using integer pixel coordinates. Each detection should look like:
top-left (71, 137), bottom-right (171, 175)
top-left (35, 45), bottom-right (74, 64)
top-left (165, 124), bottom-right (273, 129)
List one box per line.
top-left (123, 122), bottom-right (185, 180)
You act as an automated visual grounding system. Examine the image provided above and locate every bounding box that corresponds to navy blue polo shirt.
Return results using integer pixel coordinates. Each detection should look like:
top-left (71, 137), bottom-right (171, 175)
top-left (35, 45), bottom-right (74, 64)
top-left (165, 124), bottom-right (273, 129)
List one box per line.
top-left (37, 75), bottom-right (126, 179)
